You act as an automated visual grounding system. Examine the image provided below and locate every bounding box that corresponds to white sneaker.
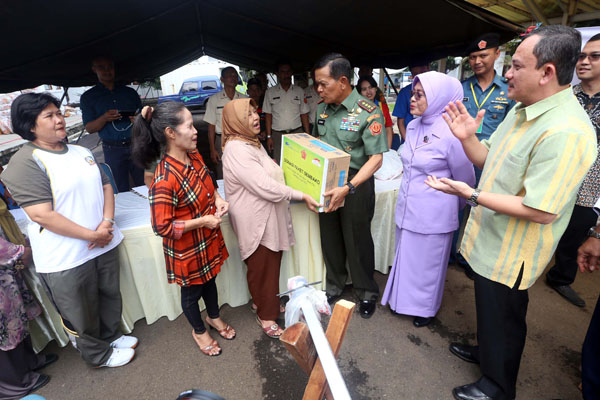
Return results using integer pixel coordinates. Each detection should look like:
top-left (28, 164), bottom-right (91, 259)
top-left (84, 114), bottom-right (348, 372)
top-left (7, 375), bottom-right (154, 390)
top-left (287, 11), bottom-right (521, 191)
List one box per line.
top-left (99, 348), bottom-right (135, 368)
top-left (110, 335), bottom-right (139, 349)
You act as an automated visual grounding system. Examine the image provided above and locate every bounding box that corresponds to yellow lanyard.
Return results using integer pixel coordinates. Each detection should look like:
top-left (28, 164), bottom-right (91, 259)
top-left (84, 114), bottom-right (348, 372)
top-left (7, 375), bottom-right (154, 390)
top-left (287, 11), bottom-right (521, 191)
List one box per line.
top-left (470, 82), bottom-right (495, 110)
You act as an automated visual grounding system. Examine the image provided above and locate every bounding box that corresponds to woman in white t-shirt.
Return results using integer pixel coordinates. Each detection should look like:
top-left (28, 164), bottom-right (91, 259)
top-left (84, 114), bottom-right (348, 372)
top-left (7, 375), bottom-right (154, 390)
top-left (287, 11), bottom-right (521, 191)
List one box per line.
top-left (2, 93), bottom-right (137, 369)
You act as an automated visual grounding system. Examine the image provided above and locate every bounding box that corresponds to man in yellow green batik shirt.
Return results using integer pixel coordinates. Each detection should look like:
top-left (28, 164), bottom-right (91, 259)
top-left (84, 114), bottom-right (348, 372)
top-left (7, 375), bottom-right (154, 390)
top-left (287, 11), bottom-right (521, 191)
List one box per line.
top-left (426, 26), bottom-right (597, 400)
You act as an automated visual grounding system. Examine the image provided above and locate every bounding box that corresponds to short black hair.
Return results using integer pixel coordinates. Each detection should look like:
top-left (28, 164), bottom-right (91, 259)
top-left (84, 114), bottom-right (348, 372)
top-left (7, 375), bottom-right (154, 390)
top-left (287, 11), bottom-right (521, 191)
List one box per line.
top-left (11, 93), bottom-right (61, 141)
top-left (313, 53), bottom-right (352, 82)
top-left (526, 25), bottom-right (581, 86)
top-left (275, 60), bottom-right (293, 71)
top-left (91, 55), bottom-right (113, 66)
top-left (588, 33), bottom-right (600, 43)
top-left (247, 78), bottom-right (262, 88)
top-left (221, 66), bottom-right (237, 78)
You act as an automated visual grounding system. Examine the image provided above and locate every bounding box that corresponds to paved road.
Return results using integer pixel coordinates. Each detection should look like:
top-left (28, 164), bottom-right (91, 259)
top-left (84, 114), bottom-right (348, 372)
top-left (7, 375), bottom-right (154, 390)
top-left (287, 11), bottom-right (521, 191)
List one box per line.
top-left (33, 263), bottom-right (599, 400)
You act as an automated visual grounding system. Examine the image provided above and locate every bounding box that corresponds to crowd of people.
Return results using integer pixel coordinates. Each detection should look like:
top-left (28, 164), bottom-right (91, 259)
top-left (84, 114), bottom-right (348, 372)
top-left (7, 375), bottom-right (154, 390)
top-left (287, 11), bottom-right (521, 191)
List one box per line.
top-left (0, 24), bottom-right (599, 400)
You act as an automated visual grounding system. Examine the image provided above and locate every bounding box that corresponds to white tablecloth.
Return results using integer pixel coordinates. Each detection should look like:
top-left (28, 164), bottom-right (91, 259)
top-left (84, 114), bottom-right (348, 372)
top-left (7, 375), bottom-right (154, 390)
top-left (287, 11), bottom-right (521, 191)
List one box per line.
top-left (17, 178), bottom-right (401, 351)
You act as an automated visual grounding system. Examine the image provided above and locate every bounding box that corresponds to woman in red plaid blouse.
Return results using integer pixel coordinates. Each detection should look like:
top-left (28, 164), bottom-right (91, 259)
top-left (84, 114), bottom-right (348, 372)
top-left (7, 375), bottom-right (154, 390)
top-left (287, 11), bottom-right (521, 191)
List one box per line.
top-left (132, 102), bottom-right (234, 357)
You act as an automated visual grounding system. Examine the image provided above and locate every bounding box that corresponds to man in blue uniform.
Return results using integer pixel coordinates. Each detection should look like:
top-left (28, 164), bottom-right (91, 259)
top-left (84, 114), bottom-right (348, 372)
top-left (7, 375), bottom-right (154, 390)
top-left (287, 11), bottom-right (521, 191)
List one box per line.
top-left (462, 33), bottom-right (515, 148)
top-left (81, 56), bottom-right (143, 192)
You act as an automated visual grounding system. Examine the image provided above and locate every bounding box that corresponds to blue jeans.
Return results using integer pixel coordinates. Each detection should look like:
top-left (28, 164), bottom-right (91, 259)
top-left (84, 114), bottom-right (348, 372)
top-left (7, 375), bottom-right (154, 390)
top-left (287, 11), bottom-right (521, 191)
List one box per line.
top-left (102, 144), bottom-right (144, 192)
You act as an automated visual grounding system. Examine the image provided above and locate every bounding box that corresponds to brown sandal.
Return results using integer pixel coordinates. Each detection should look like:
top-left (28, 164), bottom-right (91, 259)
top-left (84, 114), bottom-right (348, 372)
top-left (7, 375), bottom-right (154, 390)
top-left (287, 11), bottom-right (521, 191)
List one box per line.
top-left (191, 330), bottom-right (221, 356)
top-left (205, 317), bottom-right (236, 340)
top-left (256, 316), bottom-right (283, 339)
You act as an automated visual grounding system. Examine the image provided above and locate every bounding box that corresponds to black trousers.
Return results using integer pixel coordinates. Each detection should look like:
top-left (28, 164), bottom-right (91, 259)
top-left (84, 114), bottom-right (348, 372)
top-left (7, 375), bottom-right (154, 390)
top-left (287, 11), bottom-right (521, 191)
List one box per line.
top-left (583, 295), bottom-right (600, 399)
top-left (0, 336), bottom-right (42, 400)
top-left (180, 277), bottom-right (220, 334)
top-left (473, 267), bottom-right (528, 400)
top-left (546, 205), bottom-right (597, 286)
top-left (318, 175), bottom-right (379, 301)
top-left (102, 144), bottom-right (144, 193)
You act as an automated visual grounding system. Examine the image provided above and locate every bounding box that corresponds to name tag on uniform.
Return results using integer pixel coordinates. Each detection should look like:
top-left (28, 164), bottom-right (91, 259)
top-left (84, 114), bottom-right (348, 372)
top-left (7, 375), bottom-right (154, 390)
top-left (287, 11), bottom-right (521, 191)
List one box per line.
top-left (273, 96), bottom-right (280, 100)
top-left (318, 119), bottom-right (326, 125)
top-left (217, 106), bottom-right (224, 109)
top-left (463, 97), bottom-right (469, 102)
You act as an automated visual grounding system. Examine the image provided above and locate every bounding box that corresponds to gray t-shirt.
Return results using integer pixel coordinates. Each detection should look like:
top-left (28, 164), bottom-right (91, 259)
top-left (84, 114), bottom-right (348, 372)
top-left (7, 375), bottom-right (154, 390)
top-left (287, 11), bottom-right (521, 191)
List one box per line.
top-left (2, 142), bottom-right (109, 208)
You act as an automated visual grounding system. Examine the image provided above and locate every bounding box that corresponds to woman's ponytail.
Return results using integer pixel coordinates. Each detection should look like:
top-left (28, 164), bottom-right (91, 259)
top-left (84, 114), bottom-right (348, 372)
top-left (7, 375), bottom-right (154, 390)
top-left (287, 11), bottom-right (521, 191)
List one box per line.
top-left (131, 102), bottom-right (187, 169)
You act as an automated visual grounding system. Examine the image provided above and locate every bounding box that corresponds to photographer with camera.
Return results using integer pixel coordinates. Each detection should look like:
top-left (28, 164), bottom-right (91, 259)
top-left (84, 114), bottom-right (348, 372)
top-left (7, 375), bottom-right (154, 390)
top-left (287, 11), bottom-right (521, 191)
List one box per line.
top-left (81, 56), bottom-right (144, 192)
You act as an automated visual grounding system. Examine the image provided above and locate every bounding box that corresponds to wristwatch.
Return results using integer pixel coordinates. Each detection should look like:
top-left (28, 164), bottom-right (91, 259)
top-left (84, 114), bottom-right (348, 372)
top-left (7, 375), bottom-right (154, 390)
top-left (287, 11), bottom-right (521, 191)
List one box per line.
top-left (587, 227), bottom-right (600, 239)
top-left (345, 181), bottom-right (356, 194)
top-left (466, 188), bottom-right (481, 207)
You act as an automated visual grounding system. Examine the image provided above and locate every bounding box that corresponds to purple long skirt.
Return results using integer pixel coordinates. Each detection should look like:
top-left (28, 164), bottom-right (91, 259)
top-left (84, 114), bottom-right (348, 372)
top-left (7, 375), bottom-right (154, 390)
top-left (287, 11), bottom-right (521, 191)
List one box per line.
top-left (381, 227), bottom-right (453, 318)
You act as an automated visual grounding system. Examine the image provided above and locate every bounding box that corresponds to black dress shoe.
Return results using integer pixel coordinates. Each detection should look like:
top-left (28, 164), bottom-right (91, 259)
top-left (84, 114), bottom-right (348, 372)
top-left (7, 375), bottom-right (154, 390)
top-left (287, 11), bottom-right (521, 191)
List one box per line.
top-left (29, 374), bottom-right (50, 394)
top-left (413, 316), bottom-right (432, 327)
top-left (326, 293), bottom-right (341, 304)
top-left (449, 342), bottom-right (479, 364)
top-left (546, 280), bottom-right (585, 307)
top-left (452, 383), bottom-right (493, 400)
top-left (34, 353), bottom-right (58, 371)
top-left (359, 300), bottom-right (376, 319)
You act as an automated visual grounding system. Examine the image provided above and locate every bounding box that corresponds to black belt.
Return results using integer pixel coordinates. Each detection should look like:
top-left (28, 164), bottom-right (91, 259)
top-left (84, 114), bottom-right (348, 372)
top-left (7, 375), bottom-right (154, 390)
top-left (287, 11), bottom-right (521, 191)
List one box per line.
top-left (274, 127), bottom-right (302, 134)
top-left (102, 139), bottom-right (131, 147)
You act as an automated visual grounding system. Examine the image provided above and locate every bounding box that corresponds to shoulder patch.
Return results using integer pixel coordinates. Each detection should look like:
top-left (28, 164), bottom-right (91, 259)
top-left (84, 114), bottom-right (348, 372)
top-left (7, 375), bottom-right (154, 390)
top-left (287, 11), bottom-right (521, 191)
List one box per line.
top-left (357, 99), bottom-right (376, 113)
top-left (369, 121), bottom-right (382, 136)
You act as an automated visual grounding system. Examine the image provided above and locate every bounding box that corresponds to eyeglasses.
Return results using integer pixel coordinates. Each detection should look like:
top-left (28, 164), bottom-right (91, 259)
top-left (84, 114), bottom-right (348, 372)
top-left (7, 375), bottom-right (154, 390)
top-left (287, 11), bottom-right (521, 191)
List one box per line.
top-left (411, 91), bottom-right (425, 100)
top-left (578, 52), bottom-right (600, 62)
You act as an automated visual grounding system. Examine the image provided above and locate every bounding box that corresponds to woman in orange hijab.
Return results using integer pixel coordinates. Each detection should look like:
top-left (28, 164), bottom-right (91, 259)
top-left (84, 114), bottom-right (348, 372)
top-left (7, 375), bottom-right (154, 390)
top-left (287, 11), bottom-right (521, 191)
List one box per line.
top-left (222, 98), bottom-right (319, 338)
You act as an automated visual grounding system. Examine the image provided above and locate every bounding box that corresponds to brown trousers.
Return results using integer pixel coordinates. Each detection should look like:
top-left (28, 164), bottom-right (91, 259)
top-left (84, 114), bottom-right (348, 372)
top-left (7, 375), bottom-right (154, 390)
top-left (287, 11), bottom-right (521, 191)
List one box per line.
top-left (245, 245), bottom-right (282, 321)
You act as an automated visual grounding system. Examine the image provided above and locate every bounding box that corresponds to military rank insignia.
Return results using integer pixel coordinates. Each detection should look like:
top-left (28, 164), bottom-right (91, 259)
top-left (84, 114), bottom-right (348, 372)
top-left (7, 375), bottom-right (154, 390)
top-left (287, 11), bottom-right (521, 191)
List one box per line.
top-left (369, 121), bottom-right (382, 136)
top-left (357, 99), bottom-right (376, 113)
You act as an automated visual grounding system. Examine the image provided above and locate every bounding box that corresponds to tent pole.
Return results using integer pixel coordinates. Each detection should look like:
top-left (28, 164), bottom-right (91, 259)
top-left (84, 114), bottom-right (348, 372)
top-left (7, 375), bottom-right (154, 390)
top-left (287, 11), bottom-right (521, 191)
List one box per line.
top-left (383, 68), bottom-right (399, 96)
top-left (59, 87), bottom-right (69, 106)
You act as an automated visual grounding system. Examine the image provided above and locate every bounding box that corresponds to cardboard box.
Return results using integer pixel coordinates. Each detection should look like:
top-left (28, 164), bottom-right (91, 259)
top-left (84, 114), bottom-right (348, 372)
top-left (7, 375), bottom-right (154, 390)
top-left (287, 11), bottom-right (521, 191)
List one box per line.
top-left (281, 133), bottom-right (350, 212)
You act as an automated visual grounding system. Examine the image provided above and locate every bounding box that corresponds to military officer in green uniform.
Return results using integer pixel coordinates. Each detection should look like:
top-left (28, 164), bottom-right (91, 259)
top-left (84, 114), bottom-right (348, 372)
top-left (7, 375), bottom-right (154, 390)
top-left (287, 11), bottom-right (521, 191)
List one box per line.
top-left (312, 53), bottom-right (388, 318)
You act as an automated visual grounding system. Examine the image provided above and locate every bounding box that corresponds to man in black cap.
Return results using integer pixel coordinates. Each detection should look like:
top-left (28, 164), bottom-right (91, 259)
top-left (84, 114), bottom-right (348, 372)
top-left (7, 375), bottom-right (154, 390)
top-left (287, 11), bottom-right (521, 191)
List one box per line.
top-left (461, 33), bottom-right (516, 146)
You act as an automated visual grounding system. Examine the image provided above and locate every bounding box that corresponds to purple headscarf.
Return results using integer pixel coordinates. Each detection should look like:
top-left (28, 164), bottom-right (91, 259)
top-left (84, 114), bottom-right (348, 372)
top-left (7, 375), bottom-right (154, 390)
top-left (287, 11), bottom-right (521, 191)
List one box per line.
top-left (411, 71), bottom-right (463, 128)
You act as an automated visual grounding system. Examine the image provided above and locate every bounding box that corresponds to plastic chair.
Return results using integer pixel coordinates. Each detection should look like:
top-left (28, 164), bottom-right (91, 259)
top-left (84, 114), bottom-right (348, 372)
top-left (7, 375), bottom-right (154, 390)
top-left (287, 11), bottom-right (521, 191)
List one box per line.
top-left (98, 162), bottom-right (118, 194)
